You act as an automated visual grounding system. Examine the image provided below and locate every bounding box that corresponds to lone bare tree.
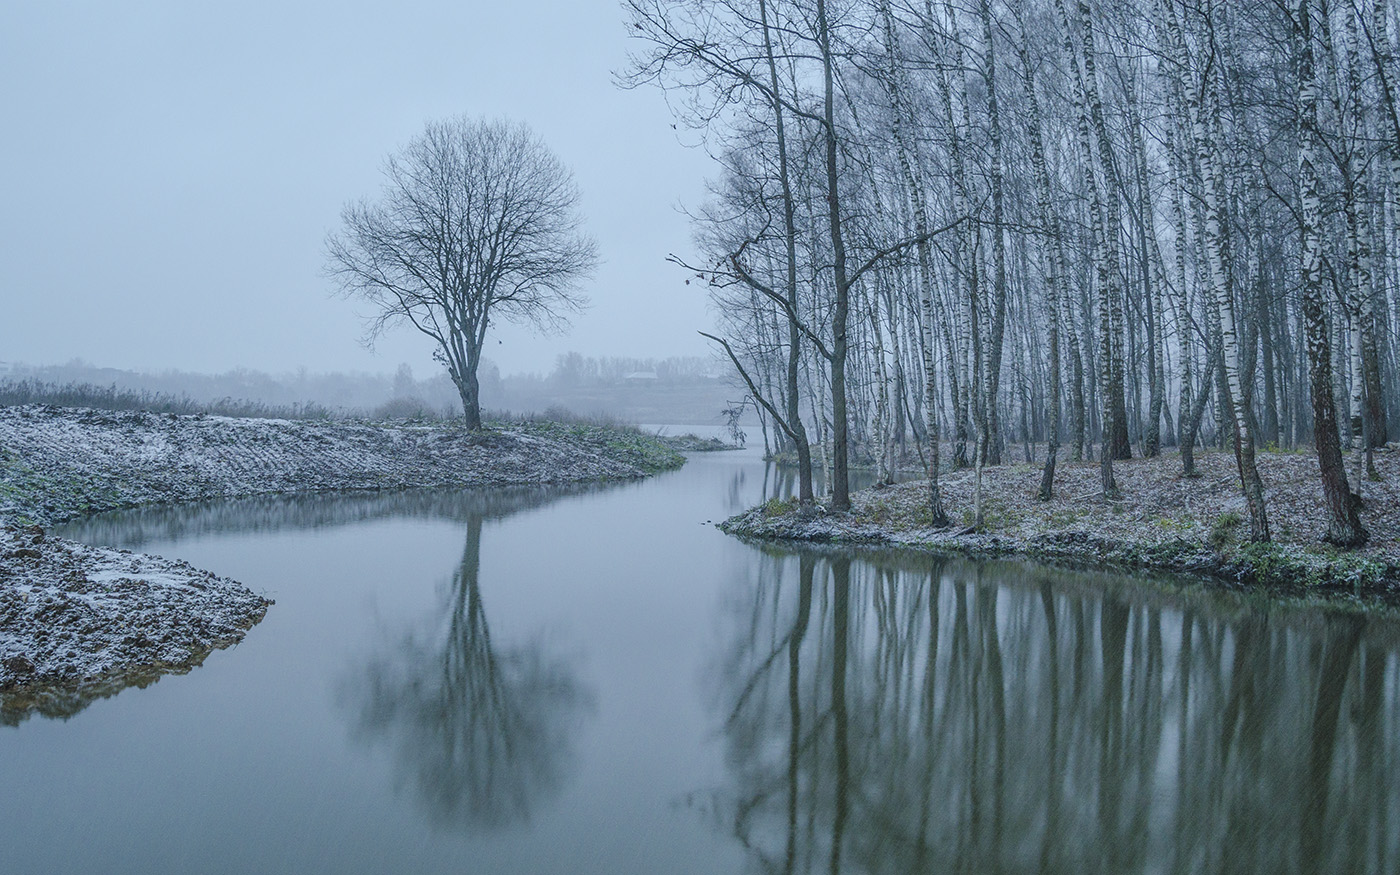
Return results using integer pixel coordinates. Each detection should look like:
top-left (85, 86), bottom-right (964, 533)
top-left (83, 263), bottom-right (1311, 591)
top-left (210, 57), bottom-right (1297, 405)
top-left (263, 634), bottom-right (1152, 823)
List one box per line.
top-left (327, 116), bottom-right (597, 429)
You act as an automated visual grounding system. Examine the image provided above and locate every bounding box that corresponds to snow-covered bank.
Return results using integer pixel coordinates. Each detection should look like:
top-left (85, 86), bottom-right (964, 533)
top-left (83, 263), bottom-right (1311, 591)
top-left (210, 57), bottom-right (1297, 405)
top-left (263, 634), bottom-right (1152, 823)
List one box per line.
top-left (0, 405), bottom-right (685, 528)
top-left (0, 525), bottom-right (270, 724)
top-left (0, 405), bottom-right (684, 718)
top-left (722, 447), bottom-right (1400, 605)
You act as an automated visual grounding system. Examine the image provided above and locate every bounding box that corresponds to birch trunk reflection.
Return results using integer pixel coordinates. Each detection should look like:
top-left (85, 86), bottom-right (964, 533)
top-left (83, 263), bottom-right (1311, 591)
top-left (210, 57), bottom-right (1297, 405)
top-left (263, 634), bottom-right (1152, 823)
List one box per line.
top-left (711, 549), bottom-right (1400, 873)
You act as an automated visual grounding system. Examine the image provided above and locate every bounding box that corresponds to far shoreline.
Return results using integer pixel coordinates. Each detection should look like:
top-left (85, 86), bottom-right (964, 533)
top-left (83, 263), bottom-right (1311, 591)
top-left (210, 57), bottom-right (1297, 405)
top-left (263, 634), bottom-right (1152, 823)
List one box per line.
top-left (720, 445), bottom-right (1400, 611)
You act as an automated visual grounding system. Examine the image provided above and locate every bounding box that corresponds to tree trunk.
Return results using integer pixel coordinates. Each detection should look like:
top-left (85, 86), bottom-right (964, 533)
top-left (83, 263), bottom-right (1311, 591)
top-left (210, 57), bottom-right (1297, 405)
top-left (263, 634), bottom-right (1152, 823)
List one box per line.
top-left (1078, 0), bottom-right (1133, 462)
top-left (1054, 0), bottom-right (1118, 497)
top-left (760, 0), bottom-right (814, 508)
top-left (1155, 6), bottom-right (1201, 473)
top-left (1345, 7), bottom-right (1391, 448)
top-left (1126, 64), bottom-right (1165, 457)
top-left (927, 0), bottom-right (976, 471)
top-left (457, 367), bottom-right (482, 430)
top-left (1299, 0), bottom-right (1368, 546)
top-left (883, 0), bottom-right (947, 524)
top-left (1064, 283), bottom-right (1087, 462)
top-left (1013, 2), bottom-right (1065, 499)
top-left (1167, 0), bottom-right (1269, 539)
top-left (978, 0), bottom-right (1008, 467)
top-left (817, 0), bottom-right (853, 512)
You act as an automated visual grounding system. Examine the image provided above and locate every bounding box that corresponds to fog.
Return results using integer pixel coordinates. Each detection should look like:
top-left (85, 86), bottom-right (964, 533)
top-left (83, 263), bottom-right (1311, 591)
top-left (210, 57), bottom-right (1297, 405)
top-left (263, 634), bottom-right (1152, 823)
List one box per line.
top-left (0, 0), bottom-right (715, 379)
top-left (0, 355), bottom-right (752, 427)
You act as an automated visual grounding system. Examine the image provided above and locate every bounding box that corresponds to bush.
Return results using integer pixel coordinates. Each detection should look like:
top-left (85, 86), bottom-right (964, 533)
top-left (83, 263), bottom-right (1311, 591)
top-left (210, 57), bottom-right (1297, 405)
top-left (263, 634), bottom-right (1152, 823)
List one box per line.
top-left (762, 497), bottom-right (798, 518)
top-left (485, 406), bottom-right (637, 431)
top-left (0, 379), bottom-right (341, 421)
top-left (371, 397), bottom-right (447, 421)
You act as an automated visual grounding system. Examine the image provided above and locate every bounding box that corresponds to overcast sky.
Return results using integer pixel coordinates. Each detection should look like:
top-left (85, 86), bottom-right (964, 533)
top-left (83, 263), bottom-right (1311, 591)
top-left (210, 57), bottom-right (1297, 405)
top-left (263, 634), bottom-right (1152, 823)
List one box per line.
top-left (0, 0), bottom-right (716, 378)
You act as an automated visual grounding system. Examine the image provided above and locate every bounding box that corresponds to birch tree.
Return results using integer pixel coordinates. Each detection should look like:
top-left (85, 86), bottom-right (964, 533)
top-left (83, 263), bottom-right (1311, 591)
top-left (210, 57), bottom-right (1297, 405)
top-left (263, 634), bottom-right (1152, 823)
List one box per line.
top-left (626, 0), bottom-right (1395, 553)
top-left (1298, 0), bottom-right (1369, 545)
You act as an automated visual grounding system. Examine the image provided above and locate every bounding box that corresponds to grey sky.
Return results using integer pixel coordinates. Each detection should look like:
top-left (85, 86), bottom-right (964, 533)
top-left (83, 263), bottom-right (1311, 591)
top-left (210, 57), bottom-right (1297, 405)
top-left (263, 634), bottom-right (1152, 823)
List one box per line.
top-left (1, 0), bottom-right (714, 378)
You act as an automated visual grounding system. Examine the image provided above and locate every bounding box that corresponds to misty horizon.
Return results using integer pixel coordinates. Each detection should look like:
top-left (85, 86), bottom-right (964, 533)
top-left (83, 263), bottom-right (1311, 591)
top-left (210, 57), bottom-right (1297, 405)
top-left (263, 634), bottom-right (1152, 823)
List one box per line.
top-left (0, 354), bottom-right (756, 427)
top-left (1, 1), bottom-right (718, 380)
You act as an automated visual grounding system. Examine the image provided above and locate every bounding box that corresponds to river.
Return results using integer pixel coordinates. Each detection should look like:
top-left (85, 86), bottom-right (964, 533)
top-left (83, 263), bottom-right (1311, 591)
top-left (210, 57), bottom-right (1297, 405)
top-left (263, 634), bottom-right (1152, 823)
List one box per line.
top-left (4, 446), bottom-right (1398, 874)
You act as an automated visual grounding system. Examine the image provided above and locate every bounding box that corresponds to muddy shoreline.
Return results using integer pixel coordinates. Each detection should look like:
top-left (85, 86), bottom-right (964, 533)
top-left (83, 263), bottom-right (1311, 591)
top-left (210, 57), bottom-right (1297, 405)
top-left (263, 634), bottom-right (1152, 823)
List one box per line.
top-left (0, 524), bottom-right (271, 723)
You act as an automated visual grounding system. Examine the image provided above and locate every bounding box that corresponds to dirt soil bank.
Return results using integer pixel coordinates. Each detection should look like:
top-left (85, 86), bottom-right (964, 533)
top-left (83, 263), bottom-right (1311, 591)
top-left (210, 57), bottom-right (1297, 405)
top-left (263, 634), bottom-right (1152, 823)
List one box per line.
top-left (0, 524), bottom-right (270, 723)
top-left (0, 406), bottom-right (684, 716)
top-left (723, 446), bottom-right (1400, 605)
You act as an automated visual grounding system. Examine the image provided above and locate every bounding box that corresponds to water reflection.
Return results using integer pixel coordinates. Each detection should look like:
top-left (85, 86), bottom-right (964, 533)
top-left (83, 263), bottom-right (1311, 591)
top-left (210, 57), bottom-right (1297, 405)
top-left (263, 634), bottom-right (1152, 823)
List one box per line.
top-left (59, 483), bottom-right (619, 547)
top-left (710, 547), bottom-right (1400, 874)
top-left (1, 661), bottom-right (205, 727)
top-left (19, 485), bottom-right (607, 728)
top-left (723, 463), bottom-right (899, 514)
top-left (339, 514), bottom-right (593, 833)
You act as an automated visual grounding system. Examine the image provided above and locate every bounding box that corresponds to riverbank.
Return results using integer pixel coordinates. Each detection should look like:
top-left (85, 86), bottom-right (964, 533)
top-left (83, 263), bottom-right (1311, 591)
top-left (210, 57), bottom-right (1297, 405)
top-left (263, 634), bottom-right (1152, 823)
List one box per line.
top-left (0, 405), bottom-right (684, 528)
top-left (0, 405), bottom-right (685, 713)
top-left (722, 446), bottom-right (1400, 605)
top-left (0, 524), bottom-right (271, 722)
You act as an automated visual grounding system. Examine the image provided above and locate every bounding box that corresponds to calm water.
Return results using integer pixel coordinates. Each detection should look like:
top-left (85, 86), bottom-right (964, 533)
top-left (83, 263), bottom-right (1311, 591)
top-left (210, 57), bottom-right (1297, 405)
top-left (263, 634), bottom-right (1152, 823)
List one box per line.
top-left (4, 448), bottom-right (1399, 873)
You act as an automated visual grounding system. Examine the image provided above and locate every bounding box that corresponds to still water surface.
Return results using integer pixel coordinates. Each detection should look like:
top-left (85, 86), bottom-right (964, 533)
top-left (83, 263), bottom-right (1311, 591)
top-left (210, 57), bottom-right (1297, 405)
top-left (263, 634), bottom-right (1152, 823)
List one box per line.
top-left (5, 448), bottom-right (1400, 873)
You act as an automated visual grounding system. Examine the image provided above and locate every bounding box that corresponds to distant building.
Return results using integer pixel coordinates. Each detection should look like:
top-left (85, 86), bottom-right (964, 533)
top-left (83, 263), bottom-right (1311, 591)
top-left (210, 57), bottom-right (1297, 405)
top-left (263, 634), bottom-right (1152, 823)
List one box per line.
top-left (623, 371), bottom-right (659, 382)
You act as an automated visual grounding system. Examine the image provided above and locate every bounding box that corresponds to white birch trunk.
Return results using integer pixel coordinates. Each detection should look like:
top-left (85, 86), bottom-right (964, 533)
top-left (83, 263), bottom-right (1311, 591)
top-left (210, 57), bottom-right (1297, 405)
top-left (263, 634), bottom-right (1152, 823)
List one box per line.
top-left (1167, 0), bottom-right (1270, 540)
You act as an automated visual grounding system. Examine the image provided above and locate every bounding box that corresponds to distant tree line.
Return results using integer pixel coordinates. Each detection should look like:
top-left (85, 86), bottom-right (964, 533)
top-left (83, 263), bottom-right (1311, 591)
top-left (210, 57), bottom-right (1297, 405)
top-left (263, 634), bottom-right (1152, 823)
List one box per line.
top-left (545, 352), bottom-right (724, 385)
top-left (626, 0), bottom-right (1400, 546)
top-left (478, 353), bottom-right (739, 424)
top-left (0, 361), bottom-right (466, 421)
top-left (0, 357), bottom-right (738, 426)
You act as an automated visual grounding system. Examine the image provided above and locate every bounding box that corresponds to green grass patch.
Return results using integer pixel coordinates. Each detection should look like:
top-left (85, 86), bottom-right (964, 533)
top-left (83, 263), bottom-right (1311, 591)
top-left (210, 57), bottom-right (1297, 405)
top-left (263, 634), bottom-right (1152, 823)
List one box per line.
top-left (1209, 512), bottom-right (1243, 550)
top-left (863, 499), bottom-right (894, 524)
top-left (1233, 542), bottom-right (1391, 590)
top-left (1154, 515), bottom-right (1196, 533)
top-left (761, 496), bottom-right (798, 518)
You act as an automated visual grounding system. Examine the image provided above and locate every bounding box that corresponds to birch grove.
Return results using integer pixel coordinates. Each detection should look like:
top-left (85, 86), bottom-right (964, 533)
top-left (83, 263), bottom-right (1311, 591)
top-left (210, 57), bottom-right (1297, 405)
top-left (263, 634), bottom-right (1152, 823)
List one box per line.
top-left (626, 0), bottom-right (1400, 545)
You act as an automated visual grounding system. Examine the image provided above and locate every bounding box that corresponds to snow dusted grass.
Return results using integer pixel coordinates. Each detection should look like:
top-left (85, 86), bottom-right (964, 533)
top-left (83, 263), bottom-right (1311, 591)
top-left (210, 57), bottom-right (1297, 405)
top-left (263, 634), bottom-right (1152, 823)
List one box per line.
top-left (724, 446), bottom-right (1400, 603)
top-left (0, 405), bottom-right (683, 718)
top-left (0, 405), bottom-right (684, 527)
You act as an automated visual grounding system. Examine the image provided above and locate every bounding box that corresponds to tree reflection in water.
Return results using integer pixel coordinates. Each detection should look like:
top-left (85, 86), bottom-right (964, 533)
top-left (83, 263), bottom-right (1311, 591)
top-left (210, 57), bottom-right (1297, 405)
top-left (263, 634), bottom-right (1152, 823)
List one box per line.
top-left (711, 548), bottom-right (1400, 874)
top-left (61, 483), bottom-right (615, 548)
top-left (343, 515), bottom-right (592, 832)
top-left (722, 464), bottom-right (902, 516)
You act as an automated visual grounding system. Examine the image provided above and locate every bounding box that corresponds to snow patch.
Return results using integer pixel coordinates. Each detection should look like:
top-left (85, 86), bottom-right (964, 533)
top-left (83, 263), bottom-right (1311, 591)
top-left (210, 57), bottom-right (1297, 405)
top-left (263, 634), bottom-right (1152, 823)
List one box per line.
top-left (0, 525), bottom-right (271, 724)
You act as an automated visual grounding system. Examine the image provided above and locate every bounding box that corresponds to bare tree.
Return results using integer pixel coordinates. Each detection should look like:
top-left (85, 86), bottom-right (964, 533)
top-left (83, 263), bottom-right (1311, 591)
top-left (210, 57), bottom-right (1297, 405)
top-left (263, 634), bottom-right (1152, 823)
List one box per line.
top-left (327, 116), bottom-right (597, 429)
top-left (625, 0), bottom-right (1395, 552)
top-left (1297, 0), bottom-right (1368, 546)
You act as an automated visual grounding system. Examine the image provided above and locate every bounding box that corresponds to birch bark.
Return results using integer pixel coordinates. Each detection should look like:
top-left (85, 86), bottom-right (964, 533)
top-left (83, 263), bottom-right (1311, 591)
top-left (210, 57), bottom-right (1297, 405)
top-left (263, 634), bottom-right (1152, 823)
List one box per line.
top-left (1054, 0), bottom-right (1118, 497)
top-left (1299, 0), bottom-right (1368, 545)
top-left (1012, 3), bottom-right (1066, 500)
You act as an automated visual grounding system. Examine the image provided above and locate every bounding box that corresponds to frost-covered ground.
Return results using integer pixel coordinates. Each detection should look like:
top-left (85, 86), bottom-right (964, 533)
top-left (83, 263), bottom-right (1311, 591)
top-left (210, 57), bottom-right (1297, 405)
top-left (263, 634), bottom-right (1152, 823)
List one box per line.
top-left (0, 525), bottom-right (270, 724)
top-left (725, 446), bottom-right (1400, 603)
top-left (0, 405), bottom-right (683, 527)
top-left (0, 405), bottom-right (684, 718)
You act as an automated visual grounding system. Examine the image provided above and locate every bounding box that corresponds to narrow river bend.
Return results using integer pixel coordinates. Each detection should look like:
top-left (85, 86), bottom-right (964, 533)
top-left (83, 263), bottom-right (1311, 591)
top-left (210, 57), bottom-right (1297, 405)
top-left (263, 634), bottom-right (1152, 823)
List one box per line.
top-left (4, 447), bottom-right (1398, 874)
